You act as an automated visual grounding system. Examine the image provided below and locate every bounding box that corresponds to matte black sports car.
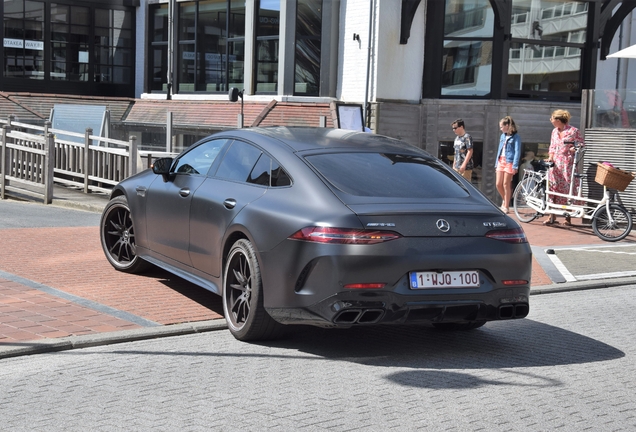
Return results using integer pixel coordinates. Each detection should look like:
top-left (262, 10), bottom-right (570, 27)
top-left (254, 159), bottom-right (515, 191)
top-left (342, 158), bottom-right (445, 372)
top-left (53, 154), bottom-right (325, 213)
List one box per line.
top-left (100, 127), bottom-right (532, 341)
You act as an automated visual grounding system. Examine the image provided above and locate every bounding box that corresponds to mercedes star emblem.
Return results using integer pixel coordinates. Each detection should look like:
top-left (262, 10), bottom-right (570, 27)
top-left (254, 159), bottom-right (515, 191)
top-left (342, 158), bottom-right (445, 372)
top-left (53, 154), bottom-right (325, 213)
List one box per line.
top-left (436, 219), bottom-right (451, 233)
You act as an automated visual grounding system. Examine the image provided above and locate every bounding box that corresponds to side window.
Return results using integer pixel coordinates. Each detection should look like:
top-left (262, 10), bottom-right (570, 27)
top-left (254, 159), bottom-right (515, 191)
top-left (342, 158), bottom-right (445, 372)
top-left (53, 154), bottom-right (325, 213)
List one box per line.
top-left (248, 154), bottom-right (272, 186)
top-left (271, 160), bottom-right (291, 187)
top-left (216, 140), bottom-right (263, 182)
top-left (173, 139), bottom-right (228, 175)
top-left (247, 154), bottom-right (293, 187)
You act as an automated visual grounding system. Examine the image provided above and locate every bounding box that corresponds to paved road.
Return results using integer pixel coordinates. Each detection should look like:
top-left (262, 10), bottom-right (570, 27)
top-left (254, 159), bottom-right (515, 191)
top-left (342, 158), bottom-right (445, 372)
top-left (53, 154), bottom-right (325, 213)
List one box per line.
top-left (552, 243), bottom-right (636, 281)
top-left (1, 285), bottom-right (635, 431)
top-left (0, 199), bottom-right (100, 228)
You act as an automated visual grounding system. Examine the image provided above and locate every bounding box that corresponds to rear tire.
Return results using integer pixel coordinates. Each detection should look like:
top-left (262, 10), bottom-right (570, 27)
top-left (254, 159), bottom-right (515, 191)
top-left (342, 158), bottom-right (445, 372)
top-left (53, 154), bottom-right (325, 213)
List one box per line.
top-left (100, 195), bottom-right (151, 273)
top-left (223, 239), bottom-right (284, 341)
top-left (513, 177), bottom-right (539, 223)
top-left (592, 203), bottom-right (633, 242)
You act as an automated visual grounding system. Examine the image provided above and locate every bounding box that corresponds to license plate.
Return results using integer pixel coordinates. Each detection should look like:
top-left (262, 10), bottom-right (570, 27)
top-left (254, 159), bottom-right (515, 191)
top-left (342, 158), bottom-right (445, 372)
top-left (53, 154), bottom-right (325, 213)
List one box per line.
top-left (410, 271), bottom-right (480, 289)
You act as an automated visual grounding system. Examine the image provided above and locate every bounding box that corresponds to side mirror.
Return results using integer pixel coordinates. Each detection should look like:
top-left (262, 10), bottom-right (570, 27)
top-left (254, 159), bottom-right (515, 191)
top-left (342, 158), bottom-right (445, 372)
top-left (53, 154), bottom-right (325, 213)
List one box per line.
top-left (229, 87), bottom-right (240, 102)
top-left (151, 157), bottom-right (173, 181)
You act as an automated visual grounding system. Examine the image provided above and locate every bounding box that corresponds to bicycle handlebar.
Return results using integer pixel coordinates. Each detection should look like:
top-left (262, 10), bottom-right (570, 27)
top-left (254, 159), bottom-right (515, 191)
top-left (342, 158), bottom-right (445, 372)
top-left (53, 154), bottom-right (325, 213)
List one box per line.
top-left (564, 140), bottom-right (584, 149)
top-left (533, 160), bottom-right (554, 171)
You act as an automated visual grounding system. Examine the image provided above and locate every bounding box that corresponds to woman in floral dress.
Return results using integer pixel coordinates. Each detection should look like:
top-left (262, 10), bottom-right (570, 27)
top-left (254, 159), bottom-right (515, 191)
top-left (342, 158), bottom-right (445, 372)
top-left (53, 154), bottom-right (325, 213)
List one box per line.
top-left (544, 109), bottom-right (584, 226)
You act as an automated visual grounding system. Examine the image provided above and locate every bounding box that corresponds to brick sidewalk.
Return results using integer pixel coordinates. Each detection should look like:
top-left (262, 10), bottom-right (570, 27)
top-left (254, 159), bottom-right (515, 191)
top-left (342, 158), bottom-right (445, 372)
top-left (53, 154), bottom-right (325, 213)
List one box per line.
top-left (520, 216), bottom-right (636, 247)
top-left (0, 226), bottom-right (223, 344)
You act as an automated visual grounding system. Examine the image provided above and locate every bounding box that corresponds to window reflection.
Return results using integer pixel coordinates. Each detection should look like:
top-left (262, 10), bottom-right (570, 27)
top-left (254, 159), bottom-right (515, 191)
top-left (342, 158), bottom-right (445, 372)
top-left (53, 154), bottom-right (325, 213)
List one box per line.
top-left (444, 0), bottom-right (493, 38)
top-left (442, 41), bottom-right (492, 96)
top-left (255, 0), bottom-right (280, 93)
top-left (442, 0), bottom-right (493, 97)
top-left (4, 0), bottom-right (45, 79)
top-left (511, 0), bottom-right (587, 42)
top-left (94, 9), bottom-right (133, 84)
top-left (294, 0), bottom-right (321, 96)
top-left (149, 4), bottom-right (168, 91)
top-left (508, 1), bottom-right (587, 96)
top-left (51, 4), bottom-right (90, 81)
top-left (216, 141), bottom-right (263, 182)
top-left (150, 1), bottom-right (246, 93)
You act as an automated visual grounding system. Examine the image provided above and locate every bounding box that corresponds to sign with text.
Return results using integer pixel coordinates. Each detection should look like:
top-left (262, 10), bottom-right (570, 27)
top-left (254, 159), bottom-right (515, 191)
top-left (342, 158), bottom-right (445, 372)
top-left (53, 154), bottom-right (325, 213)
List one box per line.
top-left (3, 38), bottom-right (44, 50)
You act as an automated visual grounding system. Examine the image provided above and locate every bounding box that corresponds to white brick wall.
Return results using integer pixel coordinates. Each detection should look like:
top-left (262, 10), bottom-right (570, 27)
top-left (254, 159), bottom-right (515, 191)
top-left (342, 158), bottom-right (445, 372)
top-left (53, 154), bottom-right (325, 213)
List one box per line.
top-left (338, 0), bottom-right (375, 103)
top-left (375, 0), bottom-right (425, 102)
top-left (338, 0), bottom-right (425, 104)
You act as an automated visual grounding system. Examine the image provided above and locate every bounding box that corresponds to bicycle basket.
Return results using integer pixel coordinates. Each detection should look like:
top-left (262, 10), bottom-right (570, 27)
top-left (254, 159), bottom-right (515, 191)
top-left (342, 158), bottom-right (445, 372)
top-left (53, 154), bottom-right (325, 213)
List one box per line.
top-left (595, 162), bottom-right (635, 191)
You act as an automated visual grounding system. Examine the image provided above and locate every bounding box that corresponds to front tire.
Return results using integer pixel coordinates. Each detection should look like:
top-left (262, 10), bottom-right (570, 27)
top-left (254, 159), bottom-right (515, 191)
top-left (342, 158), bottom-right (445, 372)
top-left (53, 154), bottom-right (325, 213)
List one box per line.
top-left (592, 203), bottom-right (633, 242)
top-left (223, 239), bottom-right (284, 341)
top-left (100, 195), bottom-right (151, 273)
top-left (513, 177), bottom-right (540, 223)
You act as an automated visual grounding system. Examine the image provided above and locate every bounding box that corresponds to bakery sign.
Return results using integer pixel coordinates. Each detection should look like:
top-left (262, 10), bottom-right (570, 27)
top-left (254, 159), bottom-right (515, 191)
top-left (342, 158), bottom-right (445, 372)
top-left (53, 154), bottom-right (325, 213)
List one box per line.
top-left (3, 38), bottom-right (44, 50)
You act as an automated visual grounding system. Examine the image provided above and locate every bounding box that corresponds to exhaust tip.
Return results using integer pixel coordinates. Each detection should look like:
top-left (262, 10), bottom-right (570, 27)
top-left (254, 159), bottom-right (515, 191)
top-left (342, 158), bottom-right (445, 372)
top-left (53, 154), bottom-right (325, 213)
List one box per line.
top-left (357, 309), bottom-right (384, 324)
top-left (514, 303), bottom-right (529, 318)
top-left (333, 308), bottom-right (385, 324)
top-left (499, 304), bottom-right (514, 319)
top-left (498, 303), bottom-right (529, 319)
top-left (334, 310), bottom-right (362, 324)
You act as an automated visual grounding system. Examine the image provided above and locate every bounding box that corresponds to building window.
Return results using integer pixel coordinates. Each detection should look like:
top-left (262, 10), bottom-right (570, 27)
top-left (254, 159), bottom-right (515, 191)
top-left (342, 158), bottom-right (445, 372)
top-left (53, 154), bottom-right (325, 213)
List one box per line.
top-left (294, 0), bottom-right (321, 96)
top-left (149, 3), bottom-right (169, 92)
top-left (255, 0), bottom-right (279, 93)
top-left (441, 0), bottom-right (494, 97)
top-left (3, 0), bottom-right (44, 79)
top-left (227, 1), bottom-right (246, 89)
top-left (508, 0), bottom-right (587, 97)
top-left (177, 1), bottom-right (198, 92)
top-left (1, 0), bottom-right (134, 94)
top-left (50, 4), bottom-right (91, 81)
top-left (94, 9), bottom-right (133, 84)
top-left (150, 0), bottom-right (245, 94)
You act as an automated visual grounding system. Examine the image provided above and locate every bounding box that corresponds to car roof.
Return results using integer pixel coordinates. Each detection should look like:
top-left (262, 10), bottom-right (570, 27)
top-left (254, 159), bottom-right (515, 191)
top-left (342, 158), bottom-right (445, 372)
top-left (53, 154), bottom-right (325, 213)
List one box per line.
top-left (216, 126), bottom-right (429, 156)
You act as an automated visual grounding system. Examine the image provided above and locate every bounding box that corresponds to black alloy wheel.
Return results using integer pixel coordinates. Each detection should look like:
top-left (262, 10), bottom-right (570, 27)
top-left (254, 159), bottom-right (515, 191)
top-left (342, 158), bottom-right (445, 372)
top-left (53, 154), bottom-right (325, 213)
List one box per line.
top-left (223, 239), bottom-right (283, 341)
top-left (100, 195), bottom-right (150, 273)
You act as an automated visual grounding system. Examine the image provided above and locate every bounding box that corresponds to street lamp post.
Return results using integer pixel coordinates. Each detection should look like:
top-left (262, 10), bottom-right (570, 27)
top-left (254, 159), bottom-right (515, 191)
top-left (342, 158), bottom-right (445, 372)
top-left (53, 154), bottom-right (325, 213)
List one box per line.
top-left (229, 88), bottom-right (245, 128)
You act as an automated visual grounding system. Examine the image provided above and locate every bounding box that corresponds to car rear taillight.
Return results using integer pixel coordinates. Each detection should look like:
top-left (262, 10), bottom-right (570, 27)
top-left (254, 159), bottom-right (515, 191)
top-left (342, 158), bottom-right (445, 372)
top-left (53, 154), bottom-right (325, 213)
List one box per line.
top-left (485, 228), bottom-right (527, 244)
top-left (501, 279), bottom-right (529, 286)
top-left (289, 227), bottom-right (401, 244)
top-left (344, 283), bottom-right (386, 289)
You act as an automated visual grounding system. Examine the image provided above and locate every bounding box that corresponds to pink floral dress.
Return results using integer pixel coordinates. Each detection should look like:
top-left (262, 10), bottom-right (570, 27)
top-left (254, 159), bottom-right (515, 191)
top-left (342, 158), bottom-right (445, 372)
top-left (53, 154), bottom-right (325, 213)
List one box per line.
top-left (548, 125), bottom-right (584, 204)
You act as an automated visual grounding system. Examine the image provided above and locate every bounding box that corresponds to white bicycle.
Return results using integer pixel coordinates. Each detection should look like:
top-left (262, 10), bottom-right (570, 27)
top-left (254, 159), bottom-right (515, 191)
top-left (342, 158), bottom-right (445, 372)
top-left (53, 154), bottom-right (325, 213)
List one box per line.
top-left (512, 143), bottom-right (633, 242)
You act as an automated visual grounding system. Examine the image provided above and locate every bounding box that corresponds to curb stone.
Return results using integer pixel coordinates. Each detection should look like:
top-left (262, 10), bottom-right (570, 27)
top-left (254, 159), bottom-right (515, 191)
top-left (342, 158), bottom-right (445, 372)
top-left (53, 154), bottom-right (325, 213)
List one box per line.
top-left (531, 275), bottom-right (636, 295)
top-left (0, 319), bottom-right (227, 360)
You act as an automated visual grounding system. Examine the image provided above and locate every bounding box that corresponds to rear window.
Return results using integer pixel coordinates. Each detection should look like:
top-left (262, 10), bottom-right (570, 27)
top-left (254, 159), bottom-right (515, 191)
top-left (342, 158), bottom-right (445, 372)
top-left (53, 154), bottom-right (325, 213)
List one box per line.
top-left (305, 153), bottom-right (469, 198)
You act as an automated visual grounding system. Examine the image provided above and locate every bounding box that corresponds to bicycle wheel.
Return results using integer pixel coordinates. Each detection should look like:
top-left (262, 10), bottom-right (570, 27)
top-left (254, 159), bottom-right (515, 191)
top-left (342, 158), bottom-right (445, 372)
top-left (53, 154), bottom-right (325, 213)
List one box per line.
top-left (513, 177), bottom-right (540, 223)
top-left (592, 203), bottom-right (633, 242)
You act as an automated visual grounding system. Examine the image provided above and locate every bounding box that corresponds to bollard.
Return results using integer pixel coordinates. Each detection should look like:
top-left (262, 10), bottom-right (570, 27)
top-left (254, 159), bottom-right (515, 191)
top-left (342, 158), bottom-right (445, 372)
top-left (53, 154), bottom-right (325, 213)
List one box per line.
top-left (43, 132), bottom-right (55, 204)
top-left (84, 128), bottom-right (92, 193)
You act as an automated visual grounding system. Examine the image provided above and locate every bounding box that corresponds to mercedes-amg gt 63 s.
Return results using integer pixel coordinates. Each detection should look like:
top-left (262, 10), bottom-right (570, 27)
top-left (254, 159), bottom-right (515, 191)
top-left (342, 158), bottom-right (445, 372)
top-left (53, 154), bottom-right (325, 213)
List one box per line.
top-left (100, 127), bottom-right (532, 341)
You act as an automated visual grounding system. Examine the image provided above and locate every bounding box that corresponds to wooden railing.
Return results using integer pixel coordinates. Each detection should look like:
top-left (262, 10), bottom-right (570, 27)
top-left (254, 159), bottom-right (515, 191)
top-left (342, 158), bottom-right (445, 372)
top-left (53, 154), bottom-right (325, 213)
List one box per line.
top-left (0, 116), bottom-right (177, 203)
top-left (0, 126), bottom-right (55, 203)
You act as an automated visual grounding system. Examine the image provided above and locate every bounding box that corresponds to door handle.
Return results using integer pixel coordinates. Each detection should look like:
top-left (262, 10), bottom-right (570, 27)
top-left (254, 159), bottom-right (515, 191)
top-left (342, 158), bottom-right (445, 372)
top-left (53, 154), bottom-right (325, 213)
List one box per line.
top-left (135, 186), bottom-right (147, 197)
top-left (224, 198), bottom-right (237, 209)
top-left (179, 188), bottom-right (190, 197)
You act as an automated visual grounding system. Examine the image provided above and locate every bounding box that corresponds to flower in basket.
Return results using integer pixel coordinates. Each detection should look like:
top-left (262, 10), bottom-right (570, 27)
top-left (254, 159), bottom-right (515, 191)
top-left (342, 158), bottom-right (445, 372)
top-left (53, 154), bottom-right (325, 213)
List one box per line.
top-left (601, 161), bottom-right (615, 168)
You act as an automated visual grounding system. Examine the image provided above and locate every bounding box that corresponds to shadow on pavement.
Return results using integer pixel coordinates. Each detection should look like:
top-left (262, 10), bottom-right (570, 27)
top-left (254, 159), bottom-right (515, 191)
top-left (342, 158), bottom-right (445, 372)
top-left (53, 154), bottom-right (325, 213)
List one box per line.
top-left (262, 319), bottom-right (624, 370)
top-left (144, 267), bottom-right (224, 315)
